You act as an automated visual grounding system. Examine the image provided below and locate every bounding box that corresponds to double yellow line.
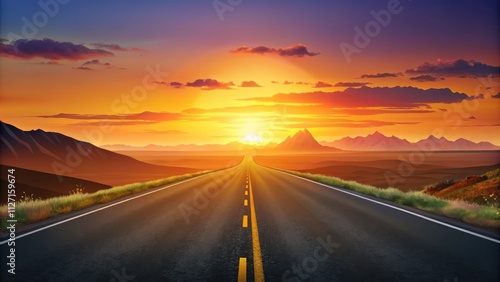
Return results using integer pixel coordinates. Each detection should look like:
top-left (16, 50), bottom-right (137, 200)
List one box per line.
top-left (238, 171), bottom-right (265, 282)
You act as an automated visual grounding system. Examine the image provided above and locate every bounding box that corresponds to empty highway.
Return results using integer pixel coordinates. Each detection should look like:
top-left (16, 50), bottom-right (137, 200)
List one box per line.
top-left (1, 157), bottom-right (499, 281)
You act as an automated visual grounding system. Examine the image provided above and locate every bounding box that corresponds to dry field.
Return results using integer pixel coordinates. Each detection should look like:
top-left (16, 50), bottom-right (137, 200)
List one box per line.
top-left (254, 151), bottom-right (500, 191)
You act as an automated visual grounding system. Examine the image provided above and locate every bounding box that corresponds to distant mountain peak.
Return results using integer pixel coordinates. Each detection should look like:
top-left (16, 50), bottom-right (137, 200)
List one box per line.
top-left (369, 131), bottom-right (386, 137)
top-left (273, 128), bottom-right (335, 152)
top-left (320, 131), bottom-right (499, 151)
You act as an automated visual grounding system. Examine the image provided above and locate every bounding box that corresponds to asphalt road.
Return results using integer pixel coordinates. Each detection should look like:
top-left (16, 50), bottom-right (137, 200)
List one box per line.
top-left (1, 156), bottom-right (499, 281)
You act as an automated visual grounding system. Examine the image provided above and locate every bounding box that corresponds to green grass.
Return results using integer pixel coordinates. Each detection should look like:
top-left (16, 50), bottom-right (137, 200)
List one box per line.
top-left (0, 170), bottom-right (211, 230)
top-left (283, 170), bottom-right (500, 229)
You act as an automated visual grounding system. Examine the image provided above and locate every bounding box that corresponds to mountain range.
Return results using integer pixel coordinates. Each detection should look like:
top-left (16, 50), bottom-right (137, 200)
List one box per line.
top-left (103, 130), bottom-right (499, 152)
top-left (1, 120), bottom-right (497, 180)
top-left (272, 128), bottom-right (338, 152)
top-left (0, 121), bottom-right (198, 186)
top-left (320, 131), bottom-right (499, 151)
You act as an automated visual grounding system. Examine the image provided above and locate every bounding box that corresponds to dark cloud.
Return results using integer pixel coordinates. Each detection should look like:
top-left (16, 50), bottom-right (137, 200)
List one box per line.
top-left (241, 86), bottom-right (470, 108)
top-left (74, 66), bottom-right (93, 71)
top-left (240, 81), bottom-right (262, 87)
top-left (1, 38), bottom-right (113, 61)
top-left (91, 43), bottom-right (145, 52)
top-left (38, 111), bottom-right (182, 121)
top-left (232, 45), bottom-right (272, 55)
top-left (82, 59), bottom-right (111, 66)
top-left (468, 116), bottom-right (477, 120)
top-left (169, 81), bottom-right (184, 88)
top-left (471, 94), bottom-right (484, 100)
top-left (271, 80), bottom-right (280, 84)
top-left (406, 59), bottom-right (499, 78)
top-left (492, 93), bottom-right (500, 99)
top-left (80, 59), bottom-right (124, 70)
top-left (231, 44), bottom-right (319, 57)
top-left (313, 81), bottom-right (333, 88)
top-left (360, 72), bottom-right (403, 78)
top-left (185, 78), bottom-right (234, 90)
top-left (277, 44), bottom-right (319, 57)
top-left (40, 61), bottom-right (61, 65)
top-left (334, 82), bottom-right (371, 87)
top-left (185, 104), bottom-right (434, 116)
top-left (283, 81), bottom-right (293, 85)
top-left (154, 81), bottom-right (184, 88)
top-left (409, 75), bottom-right (445, 82)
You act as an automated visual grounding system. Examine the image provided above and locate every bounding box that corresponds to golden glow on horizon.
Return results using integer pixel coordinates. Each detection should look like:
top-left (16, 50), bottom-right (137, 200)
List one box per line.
top-left (1, 30), bottom-right (499, 147)
top-left (241, 133), bottom-right (263, 144)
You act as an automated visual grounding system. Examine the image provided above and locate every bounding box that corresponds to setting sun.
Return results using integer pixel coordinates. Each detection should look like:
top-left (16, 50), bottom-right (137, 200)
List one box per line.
top-left (241, 133), bottom-right (263, 144)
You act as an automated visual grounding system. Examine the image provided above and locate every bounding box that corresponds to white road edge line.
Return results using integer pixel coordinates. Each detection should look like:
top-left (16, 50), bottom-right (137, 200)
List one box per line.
top-left (0, 171), bottom-right (222, 245)
top-left (278, 170), bottom-right (500, 244)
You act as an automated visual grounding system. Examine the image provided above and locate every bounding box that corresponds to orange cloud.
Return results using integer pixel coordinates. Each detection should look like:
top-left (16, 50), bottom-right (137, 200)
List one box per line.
top-left (185, 78), bottom-right (234, 90)
top-left (313, 81), bottom-right (333, 88)
top-left (38, 111), bottom-right (182, 121)
top-left (240, 81), bottom-right (262, 87)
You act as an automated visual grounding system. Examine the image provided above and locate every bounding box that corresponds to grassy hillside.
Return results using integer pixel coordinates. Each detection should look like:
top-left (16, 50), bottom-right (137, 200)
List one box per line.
top-left (0, 170), bottom-right (211, 231)
top-left (281, 169), bottom-right (499, 229)
top-left (423, 168), bottom-right (499, 207)
top-left (0, 165), bottom-right (111, 205)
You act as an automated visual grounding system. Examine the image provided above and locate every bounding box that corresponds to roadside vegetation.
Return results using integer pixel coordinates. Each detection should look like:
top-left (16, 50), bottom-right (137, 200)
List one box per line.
top-left (423, 168), bottom-right (499, 207)
top-left (0, 170), bottom-right (210, 231)
top-left (284, 169), bottom-right (500, 229)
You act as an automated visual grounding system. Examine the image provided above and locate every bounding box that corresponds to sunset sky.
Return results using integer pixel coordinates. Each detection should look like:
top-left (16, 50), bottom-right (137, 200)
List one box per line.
top-left (1, 0), bottom-right (499, 146)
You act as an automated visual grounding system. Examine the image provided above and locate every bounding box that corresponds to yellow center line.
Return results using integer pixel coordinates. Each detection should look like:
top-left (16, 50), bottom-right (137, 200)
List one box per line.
top-left (245, 191), bottom-right (248, 196)
top-left (238, 257), bottom-right (247, 282)
top-left (244, 199), bottom-right (248, 206)
top-left (242, 215), bottom-right (248, 228)
top-left (249, 175), bottom-right (265, 281)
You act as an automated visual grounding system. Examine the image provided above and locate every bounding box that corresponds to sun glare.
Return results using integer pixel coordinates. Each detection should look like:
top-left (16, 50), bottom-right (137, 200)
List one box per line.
top-left (241, 133), bottom-right (263, 143)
